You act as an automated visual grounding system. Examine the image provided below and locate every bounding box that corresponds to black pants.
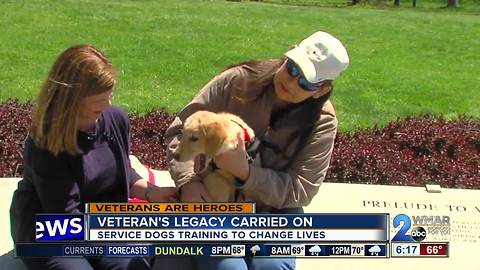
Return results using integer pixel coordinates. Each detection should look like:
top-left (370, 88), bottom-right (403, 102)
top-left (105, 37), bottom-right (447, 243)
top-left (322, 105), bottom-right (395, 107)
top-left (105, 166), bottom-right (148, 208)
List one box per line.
top-left (21, 256), bottom-right (151, 270)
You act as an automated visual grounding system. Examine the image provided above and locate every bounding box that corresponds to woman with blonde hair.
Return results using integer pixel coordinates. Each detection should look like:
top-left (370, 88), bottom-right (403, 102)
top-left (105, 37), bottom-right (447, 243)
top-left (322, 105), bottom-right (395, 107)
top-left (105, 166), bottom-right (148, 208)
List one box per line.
top-left (10, 44), bottom-right (176, 270)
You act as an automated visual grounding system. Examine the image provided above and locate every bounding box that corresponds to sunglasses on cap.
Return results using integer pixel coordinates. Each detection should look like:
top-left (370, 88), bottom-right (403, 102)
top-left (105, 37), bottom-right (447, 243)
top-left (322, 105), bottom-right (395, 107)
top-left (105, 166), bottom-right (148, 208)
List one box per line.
top-left (285, 59), bottom-right (323, 91)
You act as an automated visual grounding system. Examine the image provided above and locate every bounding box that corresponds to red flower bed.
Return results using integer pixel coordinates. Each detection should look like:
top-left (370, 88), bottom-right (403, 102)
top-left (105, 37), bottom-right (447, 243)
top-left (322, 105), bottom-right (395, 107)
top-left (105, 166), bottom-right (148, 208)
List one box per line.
top-left (327, 116), bottom-right (480, 189)
top-left (0, 100), bottom-right (31, 177)
top-left (1, 100), bottom-right (479, 189)
top-left (130, 110), bottom-right (175, 170)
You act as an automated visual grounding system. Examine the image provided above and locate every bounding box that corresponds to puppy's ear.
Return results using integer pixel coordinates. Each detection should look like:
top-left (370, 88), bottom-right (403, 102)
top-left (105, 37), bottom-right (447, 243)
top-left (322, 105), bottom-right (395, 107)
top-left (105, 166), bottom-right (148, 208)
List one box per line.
top-left (205, 121), bottom-right (227, 159)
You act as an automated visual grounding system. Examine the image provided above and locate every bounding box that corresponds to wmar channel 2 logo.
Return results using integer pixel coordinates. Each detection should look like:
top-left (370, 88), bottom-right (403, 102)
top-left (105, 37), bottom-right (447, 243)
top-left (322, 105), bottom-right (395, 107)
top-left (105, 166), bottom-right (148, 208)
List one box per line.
top-left (36, 214), bottom-right (85, 241)
top-left (391, 214), bottom-right (451, 242)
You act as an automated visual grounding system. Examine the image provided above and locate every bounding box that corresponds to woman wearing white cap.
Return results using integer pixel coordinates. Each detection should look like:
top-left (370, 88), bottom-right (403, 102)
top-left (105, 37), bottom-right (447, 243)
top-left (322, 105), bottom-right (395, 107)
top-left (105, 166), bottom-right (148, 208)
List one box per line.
top-left (161, 31), bottom-right (350, 270)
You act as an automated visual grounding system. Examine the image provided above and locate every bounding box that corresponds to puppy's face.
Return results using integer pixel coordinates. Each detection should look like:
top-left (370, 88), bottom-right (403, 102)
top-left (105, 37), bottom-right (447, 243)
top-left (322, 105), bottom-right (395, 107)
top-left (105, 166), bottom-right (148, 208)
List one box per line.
top-left (173, 111), bottom-right (227, 174)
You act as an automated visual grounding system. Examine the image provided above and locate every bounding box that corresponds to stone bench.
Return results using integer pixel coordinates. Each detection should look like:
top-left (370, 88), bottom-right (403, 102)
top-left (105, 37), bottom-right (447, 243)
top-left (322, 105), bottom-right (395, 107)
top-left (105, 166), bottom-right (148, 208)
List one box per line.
top-left (1, 158), bottom-right (479, 269)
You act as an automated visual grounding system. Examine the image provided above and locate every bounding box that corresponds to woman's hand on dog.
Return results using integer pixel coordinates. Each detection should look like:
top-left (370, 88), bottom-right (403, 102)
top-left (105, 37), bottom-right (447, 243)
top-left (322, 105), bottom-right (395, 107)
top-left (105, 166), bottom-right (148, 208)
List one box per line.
top-left (149, 186), bottom-right (179, 203)
top-left (180, 181), bottom-right (213, 202)
top-left (213, 134), bottom-right (250, 182)
top-left (131, 179), bottom-right (178, 202)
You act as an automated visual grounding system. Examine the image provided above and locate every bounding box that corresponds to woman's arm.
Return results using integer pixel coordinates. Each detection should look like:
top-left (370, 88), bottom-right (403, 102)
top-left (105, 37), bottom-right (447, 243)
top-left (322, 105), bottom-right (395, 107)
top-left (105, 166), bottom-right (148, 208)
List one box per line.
top-left (130, 179), bottom-right (177, 202)
top-left (109, 106), bottom-right (178, 202)
top-left (27, 140), bottom-right (83, 213)
top-left (238, 112), bottom-right (338, 209)
top-left (107, 106), bottom-right (143, 189)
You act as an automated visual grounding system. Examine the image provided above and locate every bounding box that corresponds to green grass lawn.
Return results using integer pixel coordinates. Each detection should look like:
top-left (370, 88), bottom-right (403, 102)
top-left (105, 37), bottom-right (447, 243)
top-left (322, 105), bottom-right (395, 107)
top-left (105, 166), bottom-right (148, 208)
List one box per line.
top-left (1, 0), bottom-right (479, 131)
top-left (266, 0), bottom-right (480, 11)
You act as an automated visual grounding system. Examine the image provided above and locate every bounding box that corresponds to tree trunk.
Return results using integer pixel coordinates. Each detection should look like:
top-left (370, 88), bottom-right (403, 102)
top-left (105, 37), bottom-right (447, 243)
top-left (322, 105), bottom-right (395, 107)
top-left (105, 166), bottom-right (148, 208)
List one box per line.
top-left (352, 0), bottom-right (360, 5)
top-left (412, 0), bottom-right (416, 7)
top-left (394, 0), bottom-right (400, 6)
top-left (447, 0), bottom-right (459, 7)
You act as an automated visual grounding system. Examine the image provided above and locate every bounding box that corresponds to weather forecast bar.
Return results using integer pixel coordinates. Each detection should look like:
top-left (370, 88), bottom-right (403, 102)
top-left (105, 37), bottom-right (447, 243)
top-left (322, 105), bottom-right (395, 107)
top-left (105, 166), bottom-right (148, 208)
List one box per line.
top-left (15, 243), bottom-right (389, 258)
top-left (246, 243), bottom-right (389, 257)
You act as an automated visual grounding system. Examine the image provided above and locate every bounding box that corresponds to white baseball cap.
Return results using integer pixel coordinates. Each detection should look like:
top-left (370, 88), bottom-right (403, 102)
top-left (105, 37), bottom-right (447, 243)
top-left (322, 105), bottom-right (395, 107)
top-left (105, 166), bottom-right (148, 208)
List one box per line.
top-left (284, 31), bottom-right (350, 83)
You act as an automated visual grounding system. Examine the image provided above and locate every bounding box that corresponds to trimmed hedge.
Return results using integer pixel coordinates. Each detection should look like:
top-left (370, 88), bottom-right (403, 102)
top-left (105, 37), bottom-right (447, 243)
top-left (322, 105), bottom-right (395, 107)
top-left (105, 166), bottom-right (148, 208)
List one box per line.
top-left (1, 100), bottom-right (478, 189)
top-left (327, 115), bottom-right (479, 188)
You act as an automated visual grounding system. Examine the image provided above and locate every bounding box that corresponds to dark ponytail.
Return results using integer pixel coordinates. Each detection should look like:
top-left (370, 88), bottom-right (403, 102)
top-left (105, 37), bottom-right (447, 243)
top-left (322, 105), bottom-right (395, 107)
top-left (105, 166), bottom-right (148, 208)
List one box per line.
top-left (269, 92), bottom-right (332, 169)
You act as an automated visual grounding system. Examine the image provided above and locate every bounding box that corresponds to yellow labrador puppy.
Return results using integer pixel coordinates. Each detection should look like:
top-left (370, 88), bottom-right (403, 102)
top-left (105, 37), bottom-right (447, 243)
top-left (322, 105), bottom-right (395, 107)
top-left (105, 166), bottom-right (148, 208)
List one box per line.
top-left (172, 110), bottom-right (255, 202)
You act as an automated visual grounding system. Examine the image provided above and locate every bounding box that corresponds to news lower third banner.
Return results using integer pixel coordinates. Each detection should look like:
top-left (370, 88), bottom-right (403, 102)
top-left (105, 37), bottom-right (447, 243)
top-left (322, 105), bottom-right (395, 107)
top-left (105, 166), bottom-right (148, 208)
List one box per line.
top-left (20, 204), bottom-right (451, 258)
top-left (35, 211), bottom-right (388, 242)
top-left (87, 214), bottom-right (388, 242)
top-left (86, 203), bottom-right (255, 214)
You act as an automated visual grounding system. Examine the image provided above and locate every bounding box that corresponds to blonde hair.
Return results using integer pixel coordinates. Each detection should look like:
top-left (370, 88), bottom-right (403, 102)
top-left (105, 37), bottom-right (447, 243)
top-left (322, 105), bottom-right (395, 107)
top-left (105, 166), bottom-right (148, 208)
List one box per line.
top-left (31, 44), bottom-right (117, 156)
